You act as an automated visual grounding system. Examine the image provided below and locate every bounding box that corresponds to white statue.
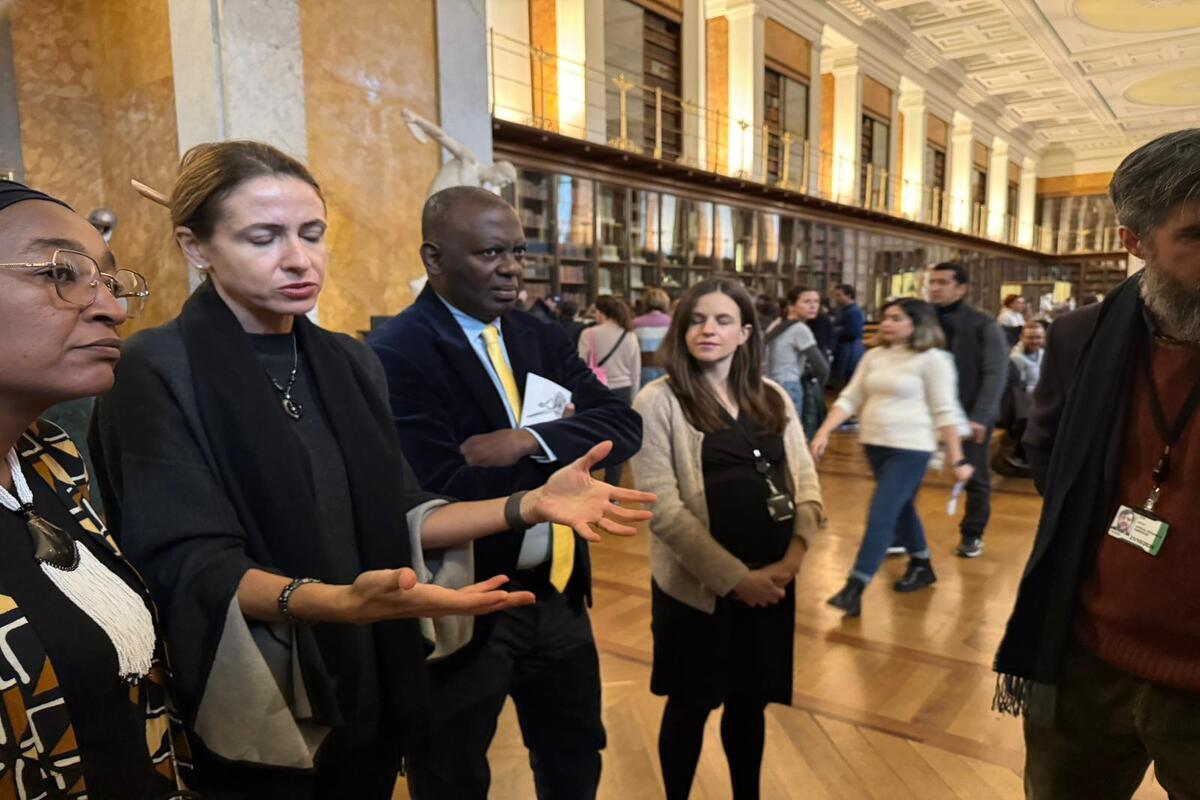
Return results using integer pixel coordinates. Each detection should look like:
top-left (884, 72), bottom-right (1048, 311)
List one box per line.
top-left (402, 108), bottom-right (517, 198)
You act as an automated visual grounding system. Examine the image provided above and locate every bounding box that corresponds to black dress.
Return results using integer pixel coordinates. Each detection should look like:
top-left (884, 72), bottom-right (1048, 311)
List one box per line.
top-left (0, 473), bottom-right (178, 800)
top-left (651, 414), bottom-right (795, 707)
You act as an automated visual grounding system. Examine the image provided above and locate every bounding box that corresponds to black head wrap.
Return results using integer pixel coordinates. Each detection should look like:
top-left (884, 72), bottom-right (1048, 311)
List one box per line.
top-left (0, 179), bottom-right (74, 214)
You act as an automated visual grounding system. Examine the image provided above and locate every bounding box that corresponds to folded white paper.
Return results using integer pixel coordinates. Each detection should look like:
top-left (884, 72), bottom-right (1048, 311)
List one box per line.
top-left (519, 373), bottom-right (573, 427)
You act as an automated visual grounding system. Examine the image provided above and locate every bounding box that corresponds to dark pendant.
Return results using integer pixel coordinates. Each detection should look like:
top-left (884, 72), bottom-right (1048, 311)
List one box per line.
top-left (23, 511), bottom-right (80, 571)
top-left (282, 396), bottom-right (304, 420)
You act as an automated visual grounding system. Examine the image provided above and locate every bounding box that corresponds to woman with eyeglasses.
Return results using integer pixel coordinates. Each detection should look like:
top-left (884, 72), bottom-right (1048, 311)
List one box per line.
top-left (0, 181), bottom-right (194, 799)
top-left (88, 141), bottom-right (652, 798)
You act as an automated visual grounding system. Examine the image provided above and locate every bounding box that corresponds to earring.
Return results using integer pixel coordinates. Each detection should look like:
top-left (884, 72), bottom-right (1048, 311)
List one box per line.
top-left (191, 262), bottom-right (209, 272)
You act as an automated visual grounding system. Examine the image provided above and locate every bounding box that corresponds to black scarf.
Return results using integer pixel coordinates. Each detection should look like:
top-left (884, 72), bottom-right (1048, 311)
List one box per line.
top-left (178, 281), bottom-right (429, 741)
top-left (992, 274), bottom-right (1144, 722)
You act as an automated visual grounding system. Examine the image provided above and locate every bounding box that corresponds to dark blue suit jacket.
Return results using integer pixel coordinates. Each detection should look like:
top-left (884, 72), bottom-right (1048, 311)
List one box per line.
top-left (367, 286), bottom-right (643, 608)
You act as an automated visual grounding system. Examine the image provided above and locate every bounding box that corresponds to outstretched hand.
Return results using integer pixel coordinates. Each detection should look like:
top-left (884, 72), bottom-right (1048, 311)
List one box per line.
top-left (338, 568), bottom-right (535, 624)
top-left (523, 440), bottom-right (656, 542)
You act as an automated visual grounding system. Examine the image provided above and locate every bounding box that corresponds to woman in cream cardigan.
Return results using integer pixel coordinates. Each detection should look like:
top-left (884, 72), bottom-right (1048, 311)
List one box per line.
top-left (632, 278), bottom-right (824, 800)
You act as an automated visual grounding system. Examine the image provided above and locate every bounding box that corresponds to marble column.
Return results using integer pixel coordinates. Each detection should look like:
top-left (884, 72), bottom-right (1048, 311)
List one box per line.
top-left (949, 111), bottom-right (973, 232)
top-left (897, 79), bottom-right (925, 221)
top-left (0, 12), bottom-right (23, 181)
top-left (987, 136), bottom-right (1009, 240)
top-left (168, 0), bottom-right (310, 295)
top-left (168, 0), bottom-right (308, 158)
top-left (1018, 154), bottom-right (1037, 249)
top-left (437, 0), bottom-right (492, 163)
top-left (724, 1), bottom-right (763, 179)
top-left (805, 37), bottom-right (821, 194)
top-left (825, 44), bottom-right (861, 205)
top-left (680, 0), bottom-right (705, 165)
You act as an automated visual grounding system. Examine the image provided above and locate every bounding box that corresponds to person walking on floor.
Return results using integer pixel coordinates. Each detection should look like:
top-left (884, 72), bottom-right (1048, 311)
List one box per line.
top-left (632, 278), bottom-right (824, 800)
top-left (925, 263), bottom-right (1008, 558)
top-left (764, 286), bottom-right (830, 439)
top-left (578, 295), bottom-right (641, 486)
top-left (810, 299), bottom-right (973, 617)
top-left (830, 283), bottom-right (865, 387)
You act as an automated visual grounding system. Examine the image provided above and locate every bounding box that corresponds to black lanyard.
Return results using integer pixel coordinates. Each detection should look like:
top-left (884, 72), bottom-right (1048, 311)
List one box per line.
top-left (1139, 343), bottom-right (1200, 512)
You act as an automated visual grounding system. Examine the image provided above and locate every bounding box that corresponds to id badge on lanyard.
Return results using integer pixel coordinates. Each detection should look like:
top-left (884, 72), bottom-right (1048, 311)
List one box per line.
top-left (1108, 342), bottom-right (1200, 556)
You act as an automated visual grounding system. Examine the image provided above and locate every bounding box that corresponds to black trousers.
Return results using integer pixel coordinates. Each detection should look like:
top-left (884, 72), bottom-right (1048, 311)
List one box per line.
top-left (188, 730), bottom-right (401, 800)
top-left (960, 425), bottom-right (993, 538)
top-left (407, 577), bottom-right (605, 800)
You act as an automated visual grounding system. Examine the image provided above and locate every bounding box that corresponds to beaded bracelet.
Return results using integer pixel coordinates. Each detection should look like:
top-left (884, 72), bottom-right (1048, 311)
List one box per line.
top-left (278, 576), bottom-right (323, 622)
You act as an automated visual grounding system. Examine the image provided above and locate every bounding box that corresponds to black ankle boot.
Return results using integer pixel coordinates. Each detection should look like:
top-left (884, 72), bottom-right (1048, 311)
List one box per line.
top-left (827, 577), bottom-right (865, 617)
top-left (893, 558), bottom-right (937, 593)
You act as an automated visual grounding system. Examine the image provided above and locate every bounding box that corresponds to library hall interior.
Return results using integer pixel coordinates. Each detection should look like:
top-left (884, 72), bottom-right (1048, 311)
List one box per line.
top-left (1, 0), bottom-right (1199, 798)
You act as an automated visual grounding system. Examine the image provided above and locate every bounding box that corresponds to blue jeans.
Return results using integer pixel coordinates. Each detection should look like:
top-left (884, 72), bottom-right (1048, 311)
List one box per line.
top-left (780, 380), bottom-right (804, 422)
top-left (851, 445), bottom-right (932, 583)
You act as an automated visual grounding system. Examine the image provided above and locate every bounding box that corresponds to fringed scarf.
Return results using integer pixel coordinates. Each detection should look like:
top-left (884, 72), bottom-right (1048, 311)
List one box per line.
top-left (992, 273), bottom-right (1145, 722)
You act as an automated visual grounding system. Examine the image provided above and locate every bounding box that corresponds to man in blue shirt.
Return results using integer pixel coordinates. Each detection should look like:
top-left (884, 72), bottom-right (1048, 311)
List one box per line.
top-left (369, 187), bottom-right (642, 799)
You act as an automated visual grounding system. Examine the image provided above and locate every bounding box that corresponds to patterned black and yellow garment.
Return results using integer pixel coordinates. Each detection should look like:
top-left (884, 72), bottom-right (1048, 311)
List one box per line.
top-left (0, 420), bottom-right (190, 800)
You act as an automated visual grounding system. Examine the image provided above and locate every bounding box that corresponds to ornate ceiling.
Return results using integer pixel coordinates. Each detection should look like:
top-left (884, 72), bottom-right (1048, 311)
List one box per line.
top-left (829, 0), bottom-right (1200, 155)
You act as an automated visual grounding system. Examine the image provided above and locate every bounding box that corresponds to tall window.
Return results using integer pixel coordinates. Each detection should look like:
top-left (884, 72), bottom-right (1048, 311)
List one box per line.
top-left (604, 0), bottom-right (682, 160)
top-left (764, 68), bottom-right (808, 183)
top-left (860, 114), bottom-right (890, 206)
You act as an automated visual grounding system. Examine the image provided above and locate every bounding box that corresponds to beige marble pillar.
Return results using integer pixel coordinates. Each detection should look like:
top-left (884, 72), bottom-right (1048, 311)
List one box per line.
top-left (987, 137), bottom-right (1010, 239)
top-left (1018, 155), bottom-right (1037, 248)
top-left (949, 111), bottom-right (973, 232)
top-left (897, 78), bottom-right (926, 221)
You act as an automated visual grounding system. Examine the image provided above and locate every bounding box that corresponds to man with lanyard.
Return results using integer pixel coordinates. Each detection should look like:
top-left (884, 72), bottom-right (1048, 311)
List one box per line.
top-left (369, 186), bottom-right (643, 799)
top-left (994, 128), bottom-right (1200, 798)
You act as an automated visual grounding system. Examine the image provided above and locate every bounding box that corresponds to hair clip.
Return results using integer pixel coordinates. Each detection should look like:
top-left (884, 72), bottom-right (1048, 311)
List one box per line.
top-left (131, 179), bottom-right (169, 207)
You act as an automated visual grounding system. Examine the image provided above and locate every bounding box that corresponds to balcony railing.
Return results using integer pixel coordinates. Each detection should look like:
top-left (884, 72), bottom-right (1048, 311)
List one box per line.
top-left (487, 31), bottom-right (1119, 256)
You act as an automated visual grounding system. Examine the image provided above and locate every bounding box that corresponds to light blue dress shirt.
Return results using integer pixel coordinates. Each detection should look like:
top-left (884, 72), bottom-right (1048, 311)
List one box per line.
top-left (440, 295), bottom-right (554, 568)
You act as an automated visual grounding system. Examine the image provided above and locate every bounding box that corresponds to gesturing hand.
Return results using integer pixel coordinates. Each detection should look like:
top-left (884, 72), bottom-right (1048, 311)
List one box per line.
top-left (810, 432), bottom-right (830, 460)
top-left (337, 568), bottom-right (536, 624)
top-left (522, 440), bottom-right (656, 541)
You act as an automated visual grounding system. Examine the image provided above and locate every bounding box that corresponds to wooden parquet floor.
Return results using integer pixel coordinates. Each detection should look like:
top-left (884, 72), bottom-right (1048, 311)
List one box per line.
top-left (397, 432), bottom-right (1168, 799)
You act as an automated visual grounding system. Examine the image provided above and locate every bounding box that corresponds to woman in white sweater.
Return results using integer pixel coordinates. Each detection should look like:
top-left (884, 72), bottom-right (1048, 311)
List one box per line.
top-left (809, 298), bottom-right (973, 617)
top-left (578, 295), bottom-right (641, 485)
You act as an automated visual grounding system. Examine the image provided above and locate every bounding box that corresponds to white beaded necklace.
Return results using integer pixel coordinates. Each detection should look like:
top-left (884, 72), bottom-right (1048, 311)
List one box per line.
top-left (0, 448), bottom-right (156, 683)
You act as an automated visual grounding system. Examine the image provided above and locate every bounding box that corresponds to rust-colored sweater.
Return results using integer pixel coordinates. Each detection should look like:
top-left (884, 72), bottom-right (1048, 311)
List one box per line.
top-left (1075, 339), bottom-right (1200, 691)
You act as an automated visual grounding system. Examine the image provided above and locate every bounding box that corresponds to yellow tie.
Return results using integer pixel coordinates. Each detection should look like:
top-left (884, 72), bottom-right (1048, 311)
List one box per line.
top-left (480, 324), bottom-right (575, 591)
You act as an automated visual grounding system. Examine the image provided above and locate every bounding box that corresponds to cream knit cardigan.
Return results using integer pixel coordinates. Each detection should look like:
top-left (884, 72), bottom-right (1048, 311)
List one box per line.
top-left (631, 377), bottom-right (825, 613)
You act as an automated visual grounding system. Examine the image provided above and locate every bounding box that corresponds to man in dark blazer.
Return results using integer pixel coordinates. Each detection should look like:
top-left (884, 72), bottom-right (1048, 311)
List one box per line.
top-left (368, 187), bottom-right (642, 799)
top-left (926, 262), bottom-right (1008, 558)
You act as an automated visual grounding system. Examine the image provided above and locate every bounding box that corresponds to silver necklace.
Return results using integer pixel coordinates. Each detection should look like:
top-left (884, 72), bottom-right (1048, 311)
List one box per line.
top-left (267, 335), bottom-right (304, 420)
top-left (0, 448), bottom-right (156, 682)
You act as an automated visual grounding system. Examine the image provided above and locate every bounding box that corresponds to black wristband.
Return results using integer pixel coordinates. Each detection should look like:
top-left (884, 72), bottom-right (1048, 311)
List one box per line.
top-left (505, 490), bottom-right (531, 533)
top-left (955, 457), bottom-right (971, 468)
top-left (278, 577), bottom-right (323, 622)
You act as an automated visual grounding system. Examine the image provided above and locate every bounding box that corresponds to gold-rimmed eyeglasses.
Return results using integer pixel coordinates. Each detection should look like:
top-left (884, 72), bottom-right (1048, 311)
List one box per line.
top-left (0, 248), bottom-right (150, 319)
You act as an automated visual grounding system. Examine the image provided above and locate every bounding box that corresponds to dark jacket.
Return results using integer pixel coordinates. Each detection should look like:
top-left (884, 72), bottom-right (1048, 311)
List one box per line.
top-left (367, 286), bottom-right (643, 617)
top-left (938, 302), bottom-right (1009, 426)
top-left (832, 303), bottom-right (865, 381)
top-left (1022, 304), bottom-right (1106, 493)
